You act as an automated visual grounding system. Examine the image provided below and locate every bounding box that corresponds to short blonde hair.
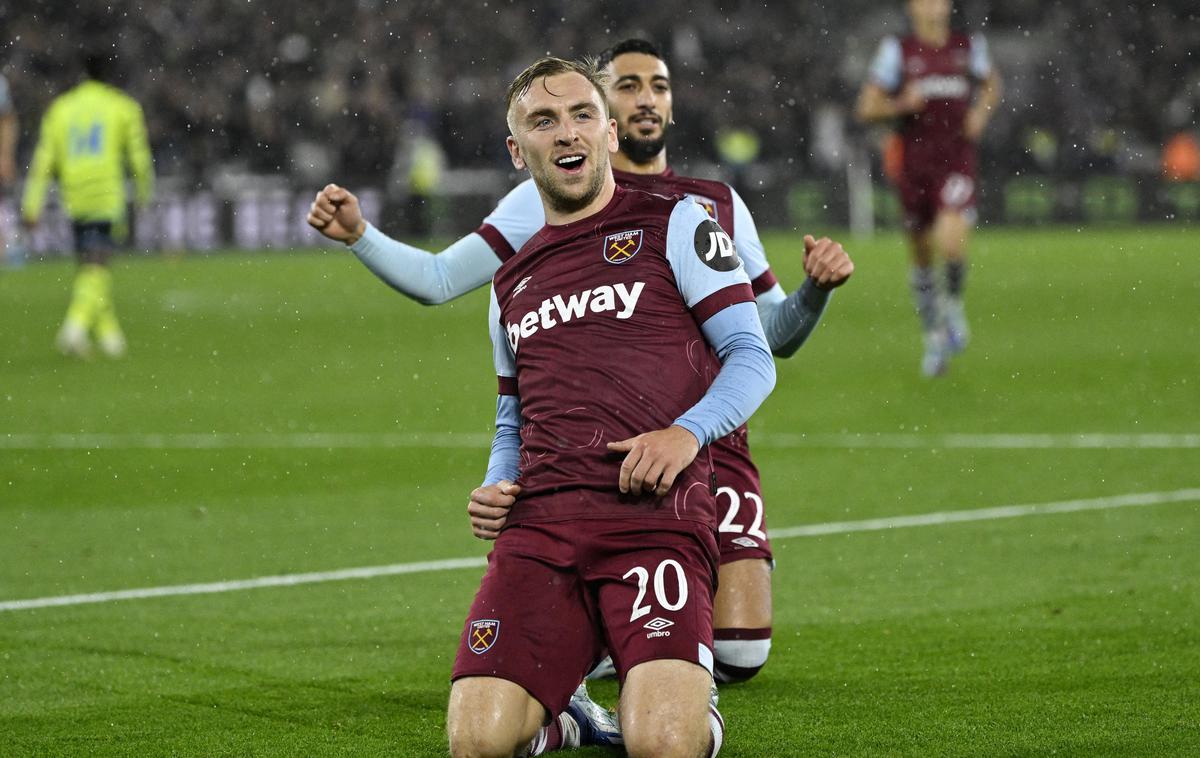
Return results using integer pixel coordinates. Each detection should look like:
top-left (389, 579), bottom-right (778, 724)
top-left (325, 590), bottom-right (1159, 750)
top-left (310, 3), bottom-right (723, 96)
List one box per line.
top-left (505, 56), bottom-right (610, 132)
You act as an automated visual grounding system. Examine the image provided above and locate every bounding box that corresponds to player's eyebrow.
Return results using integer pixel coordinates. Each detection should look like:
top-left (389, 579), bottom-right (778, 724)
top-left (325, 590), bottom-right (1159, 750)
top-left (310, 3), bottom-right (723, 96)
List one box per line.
top-left (614, 74), bottom-right (670, 86)
top-left (525, 100), bottom-right (600, 123)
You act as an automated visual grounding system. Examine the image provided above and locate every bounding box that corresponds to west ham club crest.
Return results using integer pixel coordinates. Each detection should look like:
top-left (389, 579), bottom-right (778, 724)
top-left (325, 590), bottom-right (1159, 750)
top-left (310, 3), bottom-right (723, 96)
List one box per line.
top-left (603, 229), bottom-right (643, 264)
top-left (687, 194), bottom-right (719, 222)
top-left (469, 619), bottom-right (499, 654)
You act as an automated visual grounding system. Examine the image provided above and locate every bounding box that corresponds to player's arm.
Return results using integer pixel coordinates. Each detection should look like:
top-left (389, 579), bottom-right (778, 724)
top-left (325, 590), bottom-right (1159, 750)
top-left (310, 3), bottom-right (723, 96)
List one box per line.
top-left (608, 202), bottom-right (775, 496)
top-left (0, 113), bottom-right (16, 186)
top-left (0, 75), bottom-right (15, 185)
top-left (729, 189), bottom-right (853, 358)
top-left (468, 286), bottom-right (523, 540)
top-left (20, 108), bottom-right (60, 226)
top-left (964, 34), bottom-right (1002, 142)
top-left (125, 100), bottom-right (155, 206)
top-left (307, 180), bottom-right (542, 306)
top-left (855, 37), bottom-right (924, 123)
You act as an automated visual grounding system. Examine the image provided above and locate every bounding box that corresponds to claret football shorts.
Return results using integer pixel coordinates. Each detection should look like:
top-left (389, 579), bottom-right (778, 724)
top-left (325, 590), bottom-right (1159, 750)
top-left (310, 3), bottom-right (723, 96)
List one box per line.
top-left (451, 514), bottom-right (719, 716)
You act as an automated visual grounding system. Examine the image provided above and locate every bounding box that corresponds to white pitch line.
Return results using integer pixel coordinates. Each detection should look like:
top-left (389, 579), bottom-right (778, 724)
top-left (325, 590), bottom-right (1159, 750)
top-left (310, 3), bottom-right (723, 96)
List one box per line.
top-left (0, 557), bottom-right (488, 612)
top-left (3, 488), bottom-right (1198, 614)
top-left (2, 432), bottom-right (1199, 450)
top-left (768, 488), bottom-right (1200, 539)
top-left (0, 431), bottom-right (495, 450)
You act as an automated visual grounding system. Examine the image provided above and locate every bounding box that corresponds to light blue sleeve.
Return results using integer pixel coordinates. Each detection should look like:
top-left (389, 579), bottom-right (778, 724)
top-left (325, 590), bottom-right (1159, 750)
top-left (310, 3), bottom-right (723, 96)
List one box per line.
top-left (755, 280), bottom-right (832, 358)
top-left (969, 33), bottom-right (993, 80)
top-left (484, 286), bottom-right (521, 485)
top-left (868, 36), bottom-right (903, 92)
top-left (673, 302), bottom-right (776, 448)
top-left (664, 199), bottom-right (753, 308)
top-left (724, 188), bottom-right (832, 357)
top-left (0, 74), bottom-right (12, 116)
top-left (480, 178), bottom-right (546, 252)
top-left (729, 186), bottom-right (769, 283)
top-left (348, 223), bottom-right (500, 305)
top-left (484, 395), bottom-right (521, 486)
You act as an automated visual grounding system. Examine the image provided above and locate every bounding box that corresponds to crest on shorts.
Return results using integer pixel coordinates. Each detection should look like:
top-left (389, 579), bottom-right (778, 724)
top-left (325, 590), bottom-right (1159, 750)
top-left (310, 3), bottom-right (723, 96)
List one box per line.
top-left (603, 229), bottom-right (643, 264)
top-left (469, 619), bottom-right (500, 654)
top-left (686, 194), bottom-right (719, 222)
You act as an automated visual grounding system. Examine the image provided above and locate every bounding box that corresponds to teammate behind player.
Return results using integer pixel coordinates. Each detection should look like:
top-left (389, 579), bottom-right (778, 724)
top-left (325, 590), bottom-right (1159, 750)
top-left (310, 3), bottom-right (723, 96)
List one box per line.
top-left (308, 39), bottom-right (853, 688)
top-left (447, 56), bottom-right (774, 758)
top-left (856, 0), bottom-right (1000, 376)
top-left (21, 51), bottom-right (154, 358)
top-left (0, 72), bottom-right (18, 265)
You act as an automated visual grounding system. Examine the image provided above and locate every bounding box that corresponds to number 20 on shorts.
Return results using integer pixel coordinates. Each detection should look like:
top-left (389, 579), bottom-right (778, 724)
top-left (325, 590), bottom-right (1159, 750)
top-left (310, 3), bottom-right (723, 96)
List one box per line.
top-left (623, 559), bottom-right (689, 623)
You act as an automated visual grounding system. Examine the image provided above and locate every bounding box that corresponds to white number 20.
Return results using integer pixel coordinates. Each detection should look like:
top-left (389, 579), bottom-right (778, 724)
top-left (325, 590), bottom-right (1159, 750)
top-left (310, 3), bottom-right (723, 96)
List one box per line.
top-left (622, 559), bottom-right (689, 623)
top-left (717, 486), bottom-right (767, 539)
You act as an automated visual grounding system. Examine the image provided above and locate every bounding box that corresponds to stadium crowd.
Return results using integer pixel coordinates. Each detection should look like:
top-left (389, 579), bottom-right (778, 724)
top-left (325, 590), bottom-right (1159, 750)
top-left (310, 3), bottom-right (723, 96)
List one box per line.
top-left (4, 0), bottom-right (1197, 188)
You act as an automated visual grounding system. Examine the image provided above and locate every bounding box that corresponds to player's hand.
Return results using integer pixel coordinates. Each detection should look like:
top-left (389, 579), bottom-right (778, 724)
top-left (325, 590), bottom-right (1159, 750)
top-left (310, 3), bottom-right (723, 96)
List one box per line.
top-left (607, 425), bottom-right (700, 497)
top-left (467, 480), bottom-right (521, 540)
top-left (894, 83), bottom-right (926, 115)
top-left (963, 107), bottom-right (989, 142)
top-left (803, 235), bottom-right (855, 290)
top-left (0, 156), bottom-right (15, 185)
top-left (307, 183), bottom-right (367, 245)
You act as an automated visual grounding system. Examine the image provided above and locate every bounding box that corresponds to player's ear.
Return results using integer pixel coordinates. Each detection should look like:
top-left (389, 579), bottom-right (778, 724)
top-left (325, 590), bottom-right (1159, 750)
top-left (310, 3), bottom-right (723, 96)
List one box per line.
top-left (606, 117), bottom-right (618, 153)
top-left (506, 136), bottom-right (526, 171)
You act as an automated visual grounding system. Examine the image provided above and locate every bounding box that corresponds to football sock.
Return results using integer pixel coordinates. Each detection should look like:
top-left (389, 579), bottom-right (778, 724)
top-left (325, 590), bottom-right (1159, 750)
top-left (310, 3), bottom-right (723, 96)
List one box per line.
top-left (707, 703), bottom-right (726, 757)
top-left (91, 266), bottom-right (123, 341)
top-left (909, 265), bottom-right (941, 334)
top-left (713, 628), bottom-right (772, 683)
top-left (65, 264), bottom-right (104, 332)
top-left (527, 710), bottom-right (579, 755)
top-left (945, 258), bottom-right (967, 298)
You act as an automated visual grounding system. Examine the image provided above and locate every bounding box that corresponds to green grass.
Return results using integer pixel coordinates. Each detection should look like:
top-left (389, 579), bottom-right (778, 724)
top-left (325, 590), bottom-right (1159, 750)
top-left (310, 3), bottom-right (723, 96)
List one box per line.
top-left (1, 225), bottom-right (1198, 756)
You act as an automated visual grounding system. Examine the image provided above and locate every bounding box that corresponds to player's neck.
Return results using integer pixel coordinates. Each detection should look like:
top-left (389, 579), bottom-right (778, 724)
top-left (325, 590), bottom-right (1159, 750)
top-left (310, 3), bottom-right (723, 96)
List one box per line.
top-left (914, 23), bottom-right (950, 47)
top-left (611, 149), bottom-right (668, 176)
top-left (542, 171), bottom-right (618, 226)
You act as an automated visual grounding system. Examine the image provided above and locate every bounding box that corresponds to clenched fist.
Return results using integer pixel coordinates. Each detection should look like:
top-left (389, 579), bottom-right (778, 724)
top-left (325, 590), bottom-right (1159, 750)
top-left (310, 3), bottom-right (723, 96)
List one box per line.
top-left (307, 183), bottom-right (367, 244)
top-left (802, 235), bottom-right (855, 290)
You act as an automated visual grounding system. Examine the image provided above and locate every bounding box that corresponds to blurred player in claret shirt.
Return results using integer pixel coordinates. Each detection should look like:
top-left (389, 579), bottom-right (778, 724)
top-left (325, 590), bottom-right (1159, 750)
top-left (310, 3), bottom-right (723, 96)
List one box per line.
top-left (308, 39), bottom-right (853, 699)
top-left (0, 72), bottom-right (17, 264)
top-left (857, 0), bottom-right (1000, 376)
top-left (443, 56), bottom-right (775, 757)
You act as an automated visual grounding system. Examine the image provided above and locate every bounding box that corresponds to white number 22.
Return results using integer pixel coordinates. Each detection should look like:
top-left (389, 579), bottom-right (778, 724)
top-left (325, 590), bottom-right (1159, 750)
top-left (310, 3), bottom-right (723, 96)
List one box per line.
top-left (717, 486), bottom-right (767, 539)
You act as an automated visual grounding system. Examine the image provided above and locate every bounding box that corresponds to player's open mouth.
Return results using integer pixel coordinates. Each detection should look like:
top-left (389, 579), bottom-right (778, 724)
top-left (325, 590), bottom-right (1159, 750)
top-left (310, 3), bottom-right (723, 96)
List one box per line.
top-left (554, 154), bottom-right (586, 174)
top-left (631, 114), bottom-right (661, 132)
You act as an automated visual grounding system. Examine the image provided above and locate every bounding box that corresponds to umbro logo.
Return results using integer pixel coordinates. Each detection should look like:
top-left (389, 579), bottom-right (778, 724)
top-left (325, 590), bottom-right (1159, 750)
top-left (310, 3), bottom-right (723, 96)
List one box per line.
top-left (644, 617), bottom-right (674, 631)
top-left (644, 616), bottom-right (674, 639)
top-left (731, 536), bottom-right (760, 549)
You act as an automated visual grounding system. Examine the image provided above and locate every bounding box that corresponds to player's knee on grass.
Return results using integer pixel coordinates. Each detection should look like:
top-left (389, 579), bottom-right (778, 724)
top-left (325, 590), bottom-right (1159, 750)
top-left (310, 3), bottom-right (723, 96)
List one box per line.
top-left (621, 660), bottom-right (714, 758)
top-left (713, 628), bottom-right (772, 683)
top-left (447, 677), bottom-right (544, 758)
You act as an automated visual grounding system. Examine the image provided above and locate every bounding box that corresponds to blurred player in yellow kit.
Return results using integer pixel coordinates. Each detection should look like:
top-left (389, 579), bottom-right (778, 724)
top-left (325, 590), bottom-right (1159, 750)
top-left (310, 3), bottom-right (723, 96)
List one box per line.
top-left (22, 52), bottom-right (154, 358)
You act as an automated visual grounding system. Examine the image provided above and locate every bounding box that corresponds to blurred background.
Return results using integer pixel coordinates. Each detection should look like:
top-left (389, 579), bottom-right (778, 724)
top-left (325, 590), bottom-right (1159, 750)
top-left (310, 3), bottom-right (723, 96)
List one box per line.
top-left (3, 0), bottom-right (1198, 255)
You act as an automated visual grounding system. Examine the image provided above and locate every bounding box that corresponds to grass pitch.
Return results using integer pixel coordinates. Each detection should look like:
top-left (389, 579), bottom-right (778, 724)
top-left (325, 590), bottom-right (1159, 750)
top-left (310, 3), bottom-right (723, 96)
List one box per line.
top-left (1, 225), bottom-right (1198, 756)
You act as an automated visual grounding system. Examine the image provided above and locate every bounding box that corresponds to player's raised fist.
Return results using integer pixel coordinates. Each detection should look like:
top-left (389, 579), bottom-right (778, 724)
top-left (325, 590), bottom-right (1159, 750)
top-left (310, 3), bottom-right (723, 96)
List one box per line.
top-left (803, 234), bottom-right (855, 291)
top-left (306, 183), bottom-right (367, 244)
